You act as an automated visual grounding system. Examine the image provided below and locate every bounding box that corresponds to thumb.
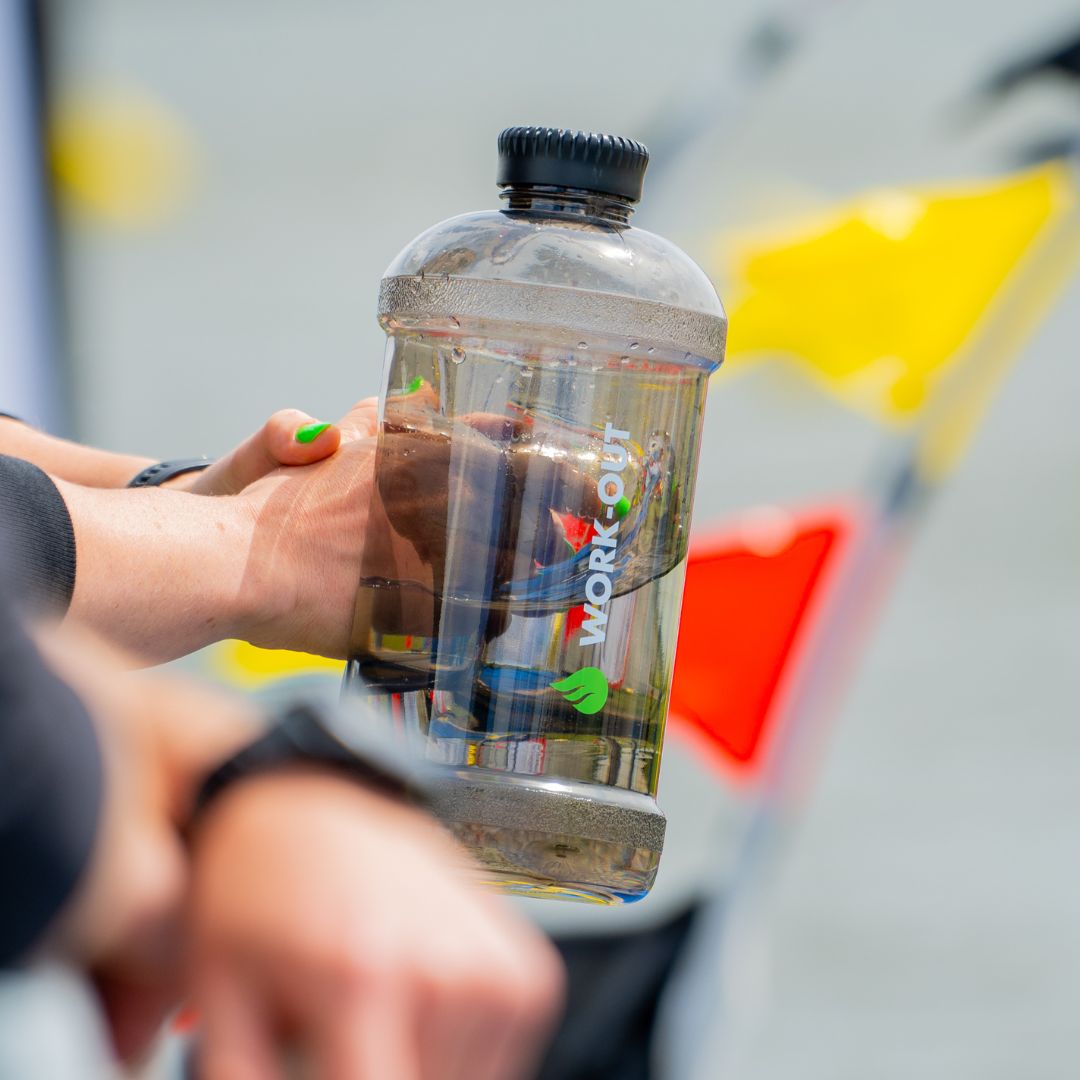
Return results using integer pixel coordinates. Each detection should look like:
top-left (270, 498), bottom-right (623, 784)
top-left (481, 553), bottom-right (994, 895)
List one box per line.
top-left (187, 409), bottom-right (342, 496)
top-left (196, 966), bottom-right (281, 1080)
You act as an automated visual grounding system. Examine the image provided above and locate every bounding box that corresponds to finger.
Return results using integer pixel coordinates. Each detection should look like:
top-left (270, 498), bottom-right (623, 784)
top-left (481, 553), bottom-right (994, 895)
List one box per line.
top-left (421, 963), bottom-right (559, 1080)
top-left (346, 395), bottom-right (380, 416)
top-left (338, 396), bottom-right (381, 441)
top-left (414, 969), bottom-right (486, 1080)
top-left (470, 932), bottom-right (565, 1080)
top-left (478, 987), bottom-right (559, 1080)
top-left (314, 985), bottom-right (420, 1080)
top-left (197, 967), bottom-right (281, 1080)
top-left (423, 1004), bottom-right (503, 1080)
top-left (188, 410), bottom-right (340, 495)
top-left (94, 974), bottom-right (183, 1065)
top-left (460, 411), bottom-right (528, 443)
top-left (266, 411), bottom-right (341, 466)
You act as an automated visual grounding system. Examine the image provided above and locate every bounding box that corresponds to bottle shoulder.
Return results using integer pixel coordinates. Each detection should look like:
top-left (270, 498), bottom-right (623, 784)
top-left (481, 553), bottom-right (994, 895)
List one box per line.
top-left (383, 209), bottom-right (725, 319)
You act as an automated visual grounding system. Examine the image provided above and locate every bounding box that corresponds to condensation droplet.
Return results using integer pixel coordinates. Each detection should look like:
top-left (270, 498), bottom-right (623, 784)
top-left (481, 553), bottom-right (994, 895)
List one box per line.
top-left (450, 346), bottom-right (466, 365)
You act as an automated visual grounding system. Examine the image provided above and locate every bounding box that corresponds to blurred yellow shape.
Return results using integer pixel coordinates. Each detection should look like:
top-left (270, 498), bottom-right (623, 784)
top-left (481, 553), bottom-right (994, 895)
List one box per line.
top-left (914, 171), bottom-right (1080, 483)
top-left (209, 640), bottom-right (345, 691)
top-left (49, 85), bottom-right (197, 227)
top-left (719, 163), bottom-right (1077, 426)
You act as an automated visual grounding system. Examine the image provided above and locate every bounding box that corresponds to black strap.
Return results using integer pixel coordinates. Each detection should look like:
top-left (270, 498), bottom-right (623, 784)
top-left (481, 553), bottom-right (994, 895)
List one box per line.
top-left (192, 703), bottom-right (426, 823)
top-left (127, 459), bottom-right (212, 488)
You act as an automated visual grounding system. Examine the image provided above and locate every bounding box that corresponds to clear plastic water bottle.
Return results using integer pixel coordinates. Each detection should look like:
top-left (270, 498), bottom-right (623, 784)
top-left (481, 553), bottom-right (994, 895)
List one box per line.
top-left (346, 127), bottom-right (726, 903)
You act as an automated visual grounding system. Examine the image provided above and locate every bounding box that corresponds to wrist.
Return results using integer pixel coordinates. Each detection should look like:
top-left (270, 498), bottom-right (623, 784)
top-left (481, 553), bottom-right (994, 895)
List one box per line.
top-left (192, 768), bottom-right (433, 867)
top-left (224, 488), bottom-right (300, 650)
top-left (127, 459), bottom-right (213, 490)
top-left (190, 702), bottom-right (428, 832)
top-left (211, 493), bottom-right (274, 644)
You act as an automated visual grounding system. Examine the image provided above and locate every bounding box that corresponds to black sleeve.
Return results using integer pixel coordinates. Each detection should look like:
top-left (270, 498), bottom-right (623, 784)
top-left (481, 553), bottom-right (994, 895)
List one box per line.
top-left (0, 587), bottom-right (102, 967)
top-left (0, 454), bottom-right (76, 616)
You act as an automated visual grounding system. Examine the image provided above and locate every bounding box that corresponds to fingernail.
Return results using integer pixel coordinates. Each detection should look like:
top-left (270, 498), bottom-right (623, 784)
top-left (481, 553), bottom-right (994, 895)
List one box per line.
top-left (295, 421), bottom-right (331, 444)
top-left (614, 496), bottom-right (631, 519)
top-left (404, 376), bottom-right (426, 395)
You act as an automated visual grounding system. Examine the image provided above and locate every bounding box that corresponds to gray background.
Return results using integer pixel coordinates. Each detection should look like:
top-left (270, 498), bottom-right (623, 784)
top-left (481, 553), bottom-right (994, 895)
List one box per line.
top-left (52, 1), bottom-right (1080, 1076)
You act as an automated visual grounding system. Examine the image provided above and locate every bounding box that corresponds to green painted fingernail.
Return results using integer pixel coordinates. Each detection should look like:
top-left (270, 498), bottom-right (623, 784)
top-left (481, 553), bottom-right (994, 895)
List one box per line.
top-left (295, 421), bottom-right (331, 444)
top-left (404, 376), bottom-right (425, 394)
top-left (614, 496), bottom-right (631, 519)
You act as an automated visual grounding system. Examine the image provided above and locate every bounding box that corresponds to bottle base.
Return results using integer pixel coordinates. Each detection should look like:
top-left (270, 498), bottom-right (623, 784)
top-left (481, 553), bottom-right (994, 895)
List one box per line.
top-left (427, 770), bottom-right (665, 905)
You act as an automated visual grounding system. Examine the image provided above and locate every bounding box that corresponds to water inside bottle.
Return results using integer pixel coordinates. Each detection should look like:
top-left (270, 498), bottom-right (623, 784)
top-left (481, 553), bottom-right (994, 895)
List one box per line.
top-left (347, 335), bottom-right (706, 900)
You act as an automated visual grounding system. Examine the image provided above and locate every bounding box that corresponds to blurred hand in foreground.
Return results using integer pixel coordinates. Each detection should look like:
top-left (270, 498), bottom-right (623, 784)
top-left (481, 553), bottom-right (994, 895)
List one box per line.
top-left (192, 771), bottom-right (564, 1080)
top-left (35, 624), bottom-right (564, 1076)
top-left (35, 627), bottom-right (259, 1060)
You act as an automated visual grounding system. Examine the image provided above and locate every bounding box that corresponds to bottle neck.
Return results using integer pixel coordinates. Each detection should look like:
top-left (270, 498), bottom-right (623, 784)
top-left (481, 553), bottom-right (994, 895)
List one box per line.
top-left (499, 184), bottom-right (634, 226)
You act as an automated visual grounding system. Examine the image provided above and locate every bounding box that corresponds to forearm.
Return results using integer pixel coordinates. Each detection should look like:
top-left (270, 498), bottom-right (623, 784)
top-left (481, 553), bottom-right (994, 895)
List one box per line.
top-left (0, 417), bottom-right (152, 489)
top-left (58, 481), bottom-right (267, 663)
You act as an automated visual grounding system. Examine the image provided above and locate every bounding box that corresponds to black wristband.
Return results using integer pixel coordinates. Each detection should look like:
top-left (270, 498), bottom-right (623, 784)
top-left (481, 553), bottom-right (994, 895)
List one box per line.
top-left (193, 703), bottom-right (428, 822)
top-left (127, 458), bottom-right (212, 488)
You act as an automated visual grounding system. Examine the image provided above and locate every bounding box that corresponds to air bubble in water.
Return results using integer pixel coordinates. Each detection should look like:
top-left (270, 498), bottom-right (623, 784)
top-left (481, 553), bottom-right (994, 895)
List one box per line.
top-left (577, 341), bottom-right (588, 350)
top-left (450, 346), bottom-right (466, 365)
top-left (629, 342), bottom-right (639, 351)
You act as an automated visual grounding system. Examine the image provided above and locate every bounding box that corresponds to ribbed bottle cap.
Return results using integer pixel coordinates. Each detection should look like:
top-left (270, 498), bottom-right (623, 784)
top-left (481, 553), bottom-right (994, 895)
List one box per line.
top-left (497, 126), bottom-right (650, 203)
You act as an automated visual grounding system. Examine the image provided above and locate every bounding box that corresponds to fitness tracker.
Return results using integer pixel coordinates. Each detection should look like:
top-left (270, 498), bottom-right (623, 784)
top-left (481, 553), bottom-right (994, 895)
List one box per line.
top-left (127, 459), bottom-right (212, 488)
top-left (193, 702), bottom-right (429, 819)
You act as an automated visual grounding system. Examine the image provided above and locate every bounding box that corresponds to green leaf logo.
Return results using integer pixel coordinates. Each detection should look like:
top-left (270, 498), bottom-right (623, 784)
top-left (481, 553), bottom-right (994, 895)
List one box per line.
top-left (550, 666), bottom-right (609, 715)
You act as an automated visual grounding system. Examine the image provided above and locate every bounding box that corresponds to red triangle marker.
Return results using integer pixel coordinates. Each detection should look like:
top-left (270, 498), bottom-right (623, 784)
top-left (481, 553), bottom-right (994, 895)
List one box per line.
top-left (668, 503), bottom-right (861, 781)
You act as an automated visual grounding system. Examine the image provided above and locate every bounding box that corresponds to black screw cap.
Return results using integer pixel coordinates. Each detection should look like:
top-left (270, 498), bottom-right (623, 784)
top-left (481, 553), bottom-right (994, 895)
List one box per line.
top-left (497, 126), bottom-right (650, 203)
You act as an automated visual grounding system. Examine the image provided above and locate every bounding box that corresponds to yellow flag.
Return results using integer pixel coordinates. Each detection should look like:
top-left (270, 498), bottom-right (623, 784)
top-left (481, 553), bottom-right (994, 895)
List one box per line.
top-left (719, 163), bottom-right (1079, 427)
top-left (207, 640), bottom-right (344, 691)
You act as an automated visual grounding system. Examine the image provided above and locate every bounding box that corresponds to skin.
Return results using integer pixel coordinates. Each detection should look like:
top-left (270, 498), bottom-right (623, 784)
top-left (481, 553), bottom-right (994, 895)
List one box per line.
top-left (192, 772), bottom-right (563, 1080)
top-left (40, 393), bottom-right (602, 663)
top-left (35, 625), bottom-right (565, 1075)
top-left (0, 410), bottom-right (342, 494)
top-left (33, 402), bottom-right (375, 663)
top-left (354, 390), bottom-right (607, 651)
top-left (6, 394), bottom-right (603, 664)
top-left (376, 393), bottom-right (604, 587)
